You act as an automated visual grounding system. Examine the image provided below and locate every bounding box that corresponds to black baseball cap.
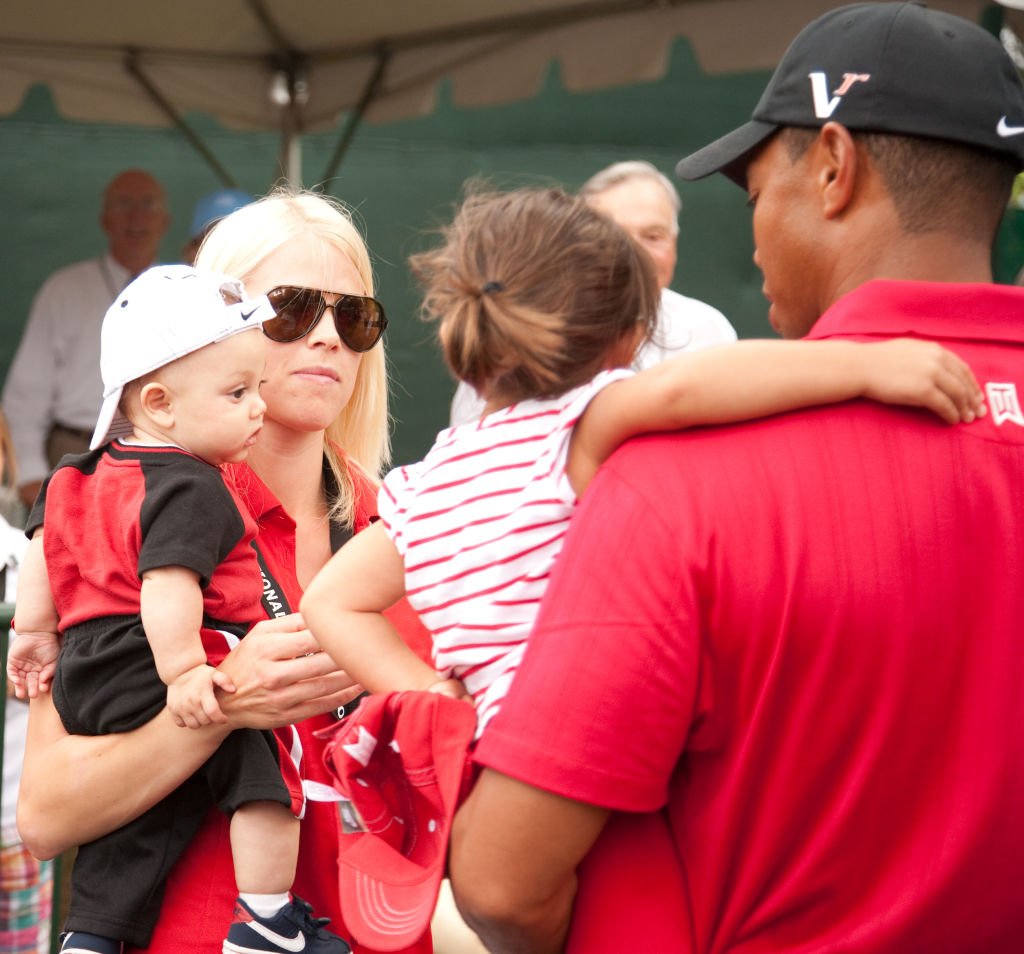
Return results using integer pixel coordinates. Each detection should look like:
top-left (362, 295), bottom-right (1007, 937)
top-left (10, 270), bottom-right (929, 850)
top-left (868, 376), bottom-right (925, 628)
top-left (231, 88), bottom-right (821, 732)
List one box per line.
top-left (676, 1), bottom-right (1024, 185)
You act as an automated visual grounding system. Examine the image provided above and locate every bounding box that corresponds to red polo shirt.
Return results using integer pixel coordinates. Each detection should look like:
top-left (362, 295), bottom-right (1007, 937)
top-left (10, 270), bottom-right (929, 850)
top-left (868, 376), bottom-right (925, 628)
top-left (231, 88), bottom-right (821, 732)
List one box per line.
top-left (476, 281), bottom-right (1024, 952)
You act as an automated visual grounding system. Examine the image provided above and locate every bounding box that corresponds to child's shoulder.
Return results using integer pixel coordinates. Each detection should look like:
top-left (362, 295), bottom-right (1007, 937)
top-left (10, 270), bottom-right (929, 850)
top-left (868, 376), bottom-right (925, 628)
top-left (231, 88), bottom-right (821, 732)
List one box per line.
top-left (120, 445), bottom-right (233, 497)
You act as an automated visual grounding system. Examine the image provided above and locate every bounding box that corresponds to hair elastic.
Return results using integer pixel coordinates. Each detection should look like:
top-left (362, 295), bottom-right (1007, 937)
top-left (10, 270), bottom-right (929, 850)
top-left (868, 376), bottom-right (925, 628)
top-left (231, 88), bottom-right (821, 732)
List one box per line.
top-left (481, 280), bottom-right (505, 295)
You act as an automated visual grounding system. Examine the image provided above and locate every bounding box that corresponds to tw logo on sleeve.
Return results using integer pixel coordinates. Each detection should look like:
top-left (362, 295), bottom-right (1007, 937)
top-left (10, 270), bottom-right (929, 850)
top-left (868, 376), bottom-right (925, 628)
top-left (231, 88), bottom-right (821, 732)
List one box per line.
top-left (985, 382), bottom-right (1024, 427)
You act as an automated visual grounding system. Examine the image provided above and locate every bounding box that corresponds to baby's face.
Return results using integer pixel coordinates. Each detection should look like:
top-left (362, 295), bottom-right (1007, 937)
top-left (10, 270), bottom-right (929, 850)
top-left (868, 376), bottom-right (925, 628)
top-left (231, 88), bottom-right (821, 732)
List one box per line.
top-left (164, 329), bottom-right (267, 466)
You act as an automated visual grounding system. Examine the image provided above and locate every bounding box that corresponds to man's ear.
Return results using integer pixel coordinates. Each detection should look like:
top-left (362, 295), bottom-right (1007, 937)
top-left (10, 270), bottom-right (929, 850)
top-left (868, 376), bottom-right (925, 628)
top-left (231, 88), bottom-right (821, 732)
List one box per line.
top-left (138, 381), bottom-right (174, 429)
top-left (815, 121), bottom-right (859, 220)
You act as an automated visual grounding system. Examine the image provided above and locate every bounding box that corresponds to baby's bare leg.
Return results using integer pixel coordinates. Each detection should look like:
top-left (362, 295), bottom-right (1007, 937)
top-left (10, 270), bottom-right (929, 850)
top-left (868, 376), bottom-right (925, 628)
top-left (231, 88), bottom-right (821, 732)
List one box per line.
top-left (230, 801), bottom-right (299, 894)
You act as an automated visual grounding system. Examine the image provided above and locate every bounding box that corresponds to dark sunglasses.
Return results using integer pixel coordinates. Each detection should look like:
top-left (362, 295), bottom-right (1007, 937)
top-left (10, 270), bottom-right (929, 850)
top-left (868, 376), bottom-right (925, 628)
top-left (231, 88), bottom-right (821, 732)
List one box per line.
top-left (263, 285), bottom-right (387, 352)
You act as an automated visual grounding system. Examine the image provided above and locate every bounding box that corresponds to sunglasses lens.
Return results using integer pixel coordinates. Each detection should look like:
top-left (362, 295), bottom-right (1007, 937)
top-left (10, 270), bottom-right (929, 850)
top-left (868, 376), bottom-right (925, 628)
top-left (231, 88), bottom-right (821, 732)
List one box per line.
top-left (264, 287), bottom-right (320, 342)
top-left (264, 286), bottom-right (387, 350)
top-left (333, 297), bottom-right (387, 353)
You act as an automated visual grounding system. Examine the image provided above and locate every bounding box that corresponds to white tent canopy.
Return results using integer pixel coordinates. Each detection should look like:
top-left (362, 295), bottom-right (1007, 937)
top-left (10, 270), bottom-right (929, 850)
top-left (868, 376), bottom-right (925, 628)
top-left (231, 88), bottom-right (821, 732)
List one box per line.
top-left (0, 0), bottom-right (1011, 182)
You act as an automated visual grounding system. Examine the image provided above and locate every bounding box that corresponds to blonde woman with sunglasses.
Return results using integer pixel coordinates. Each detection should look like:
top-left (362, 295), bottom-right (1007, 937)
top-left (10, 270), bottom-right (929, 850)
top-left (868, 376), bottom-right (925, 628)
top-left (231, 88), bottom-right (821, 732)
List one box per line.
top-left (17, 191), bottom-right (432, 954)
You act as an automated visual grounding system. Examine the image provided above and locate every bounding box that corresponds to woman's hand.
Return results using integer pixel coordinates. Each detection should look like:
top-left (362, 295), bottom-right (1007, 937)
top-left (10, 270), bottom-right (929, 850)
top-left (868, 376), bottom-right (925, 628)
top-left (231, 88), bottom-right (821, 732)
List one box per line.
top-left (215, 613), bottom-right (362, 728)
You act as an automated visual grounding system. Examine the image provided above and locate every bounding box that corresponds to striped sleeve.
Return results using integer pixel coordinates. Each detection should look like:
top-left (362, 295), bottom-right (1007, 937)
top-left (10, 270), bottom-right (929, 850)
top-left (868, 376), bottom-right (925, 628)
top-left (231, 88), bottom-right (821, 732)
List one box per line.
top-left (378, 461), bottom-right (425, 558)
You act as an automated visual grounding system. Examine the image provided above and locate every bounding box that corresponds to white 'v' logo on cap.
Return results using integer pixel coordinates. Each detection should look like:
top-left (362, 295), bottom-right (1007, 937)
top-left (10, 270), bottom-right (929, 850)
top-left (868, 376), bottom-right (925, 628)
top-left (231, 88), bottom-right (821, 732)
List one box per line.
top-left (808, 71), bottom-right (872, 119)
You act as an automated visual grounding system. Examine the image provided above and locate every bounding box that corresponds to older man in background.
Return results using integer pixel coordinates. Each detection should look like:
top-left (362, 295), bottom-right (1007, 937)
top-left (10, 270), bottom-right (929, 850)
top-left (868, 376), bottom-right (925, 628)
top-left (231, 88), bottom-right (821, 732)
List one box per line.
top-left (580, 160), bottom-right (736, 365)
top-left (2, 169), bottom-right (169, 508)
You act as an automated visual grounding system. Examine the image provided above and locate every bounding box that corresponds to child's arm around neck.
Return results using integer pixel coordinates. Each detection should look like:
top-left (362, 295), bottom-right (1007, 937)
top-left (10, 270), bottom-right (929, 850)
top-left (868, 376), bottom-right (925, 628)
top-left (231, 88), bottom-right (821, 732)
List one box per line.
top-left (567, 337), bottom-right (984, 495)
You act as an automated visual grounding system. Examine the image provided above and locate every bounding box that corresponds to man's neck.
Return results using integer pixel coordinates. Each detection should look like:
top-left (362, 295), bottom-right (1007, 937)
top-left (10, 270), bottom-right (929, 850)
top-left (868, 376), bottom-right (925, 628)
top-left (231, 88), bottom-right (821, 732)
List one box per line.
top-left (109, 250), bottom-right (154, 276)
top-left (827, 231), bottom-right (994, 315)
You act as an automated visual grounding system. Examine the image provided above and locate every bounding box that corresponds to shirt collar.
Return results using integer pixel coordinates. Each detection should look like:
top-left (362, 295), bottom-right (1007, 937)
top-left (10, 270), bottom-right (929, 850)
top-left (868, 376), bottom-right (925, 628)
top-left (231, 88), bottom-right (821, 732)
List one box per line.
top-left (808, 280), bottom-right (1024, 345)
top-left (103, 253), bottom-right (133, 286)
top-left (225, 455), bottom-right (353, 554)
top-left (224, 462), bottom-right (288, 526)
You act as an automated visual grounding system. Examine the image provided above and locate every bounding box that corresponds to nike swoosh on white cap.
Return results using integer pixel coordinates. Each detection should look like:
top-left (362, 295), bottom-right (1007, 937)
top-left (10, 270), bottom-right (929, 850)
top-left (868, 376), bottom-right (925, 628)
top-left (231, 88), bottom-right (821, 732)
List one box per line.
top-left (997, 116), bottom-right (1024, 137)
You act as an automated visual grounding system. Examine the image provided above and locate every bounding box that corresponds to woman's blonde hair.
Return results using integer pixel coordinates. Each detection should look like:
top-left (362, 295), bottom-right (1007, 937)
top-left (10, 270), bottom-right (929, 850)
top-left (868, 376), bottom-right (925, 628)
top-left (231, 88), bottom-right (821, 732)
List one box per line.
top-left (196, 189), bottom-right (389, 526)
top-left (411, 186), bottom-right (659, 407)
top-left (0, 408), bottom-right (16, 489)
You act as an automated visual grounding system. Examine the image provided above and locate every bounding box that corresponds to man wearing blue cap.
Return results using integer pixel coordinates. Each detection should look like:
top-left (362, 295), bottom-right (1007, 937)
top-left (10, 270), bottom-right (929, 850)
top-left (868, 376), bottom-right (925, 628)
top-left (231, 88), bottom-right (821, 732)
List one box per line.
top-left (182, 188), bottom-right (254, 265)
top-left (449, 4), bottom-right (1024, 952)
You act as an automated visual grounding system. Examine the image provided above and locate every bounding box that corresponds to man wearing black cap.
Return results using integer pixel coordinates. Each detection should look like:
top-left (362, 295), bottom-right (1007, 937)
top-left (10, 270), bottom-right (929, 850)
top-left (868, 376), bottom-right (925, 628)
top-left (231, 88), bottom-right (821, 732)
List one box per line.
top-left (449, 4), bottom-right (1024, 952)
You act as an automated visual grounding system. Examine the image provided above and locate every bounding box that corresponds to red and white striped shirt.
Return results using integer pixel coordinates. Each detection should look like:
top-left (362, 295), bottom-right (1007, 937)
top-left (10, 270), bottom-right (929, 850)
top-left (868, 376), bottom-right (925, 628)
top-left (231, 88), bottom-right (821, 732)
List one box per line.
top-left (380, 369), bottom-right (631, 733)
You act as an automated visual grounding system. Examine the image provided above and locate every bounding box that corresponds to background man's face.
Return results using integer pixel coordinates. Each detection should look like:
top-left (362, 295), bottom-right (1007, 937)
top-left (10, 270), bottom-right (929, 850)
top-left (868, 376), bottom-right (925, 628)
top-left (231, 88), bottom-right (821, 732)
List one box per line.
top-left (587, 178), bottom-right (678, 289)
top-left (101, 171), bottom-right (170, 269)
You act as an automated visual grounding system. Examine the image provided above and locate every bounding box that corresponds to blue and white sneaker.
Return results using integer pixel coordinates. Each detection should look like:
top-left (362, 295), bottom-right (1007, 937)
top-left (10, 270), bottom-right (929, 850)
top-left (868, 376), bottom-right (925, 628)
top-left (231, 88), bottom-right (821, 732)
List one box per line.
top-left (223, 896), bottom-right (351, 954)
top-left (59, 933), bottom-right (123, 954)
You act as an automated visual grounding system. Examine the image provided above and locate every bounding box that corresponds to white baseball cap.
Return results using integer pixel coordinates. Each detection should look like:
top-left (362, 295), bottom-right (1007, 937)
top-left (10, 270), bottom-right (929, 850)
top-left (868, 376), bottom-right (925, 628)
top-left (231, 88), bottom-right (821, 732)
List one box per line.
top-left (90, 264), bottom-right (274, 449)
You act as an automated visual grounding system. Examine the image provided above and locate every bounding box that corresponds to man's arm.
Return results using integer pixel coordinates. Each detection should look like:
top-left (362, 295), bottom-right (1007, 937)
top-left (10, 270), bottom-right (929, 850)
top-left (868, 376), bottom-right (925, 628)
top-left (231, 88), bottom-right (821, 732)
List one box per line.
top-left (447, 442), bottom-right (702, 951)
top-left (450, 769), bottom-right (609, 954)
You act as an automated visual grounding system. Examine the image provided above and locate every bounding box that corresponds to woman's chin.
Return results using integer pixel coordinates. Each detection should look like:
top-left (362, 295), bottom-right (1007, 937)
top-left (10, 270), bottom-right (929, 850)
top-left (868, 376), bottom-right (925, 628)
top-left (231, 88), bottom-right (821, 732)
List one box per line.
top-left (275, 405), bottom-right (343, 436)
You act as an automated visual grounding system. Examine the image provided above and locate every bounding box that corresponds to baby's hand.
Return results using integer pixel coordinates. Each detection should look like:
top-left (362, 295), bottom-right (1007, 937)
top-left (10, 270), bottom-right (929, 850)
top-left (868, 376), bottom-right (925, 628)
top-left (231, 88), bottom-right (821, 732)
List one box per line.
top-left (167, 664), bottom-right (235, 728)
top-left (7, 631), bottom-right (60, 699)
top-left (862, 339), bottom-right (986, 425)
top-left (426, 677), bottom-right (474, 705)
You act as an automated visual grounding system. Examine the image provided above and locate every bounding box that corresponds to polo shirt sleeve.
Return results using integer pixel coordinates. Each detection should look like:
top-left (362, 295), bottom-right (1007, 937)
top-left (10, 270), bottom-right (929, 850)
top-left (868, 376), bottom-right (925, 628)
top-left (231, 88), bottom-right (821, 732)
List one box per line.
top-left (536, 368), bottom-right (635, 501)
top-left (24, 471), bottom-right (53, 538)
top-left (562, 368), bottom-right (633, 421)
top-left (378, 462), bottom-right (424, 558)
top-left (473, 441), bottom-right (703, 812)
top-left (137, 461), bottom-right (246, 587)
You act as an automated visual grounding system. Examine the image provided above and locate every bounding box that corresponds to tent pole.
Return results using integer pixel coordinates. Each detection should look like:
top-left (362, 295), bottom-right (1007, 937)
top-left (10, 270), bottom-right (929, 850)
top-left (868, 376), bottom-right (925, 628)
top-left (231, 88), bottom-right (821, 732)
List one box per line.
top-left (272, 57), bottom-right (308, 187)
top-left (123, 51), bottom-right (238, 188)
top-left (320, 47), bottom-right (391, 186)
top-left (243, 0), bottom-right (306, 187)
top-left (278, 121), bottom-right (302, 188)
